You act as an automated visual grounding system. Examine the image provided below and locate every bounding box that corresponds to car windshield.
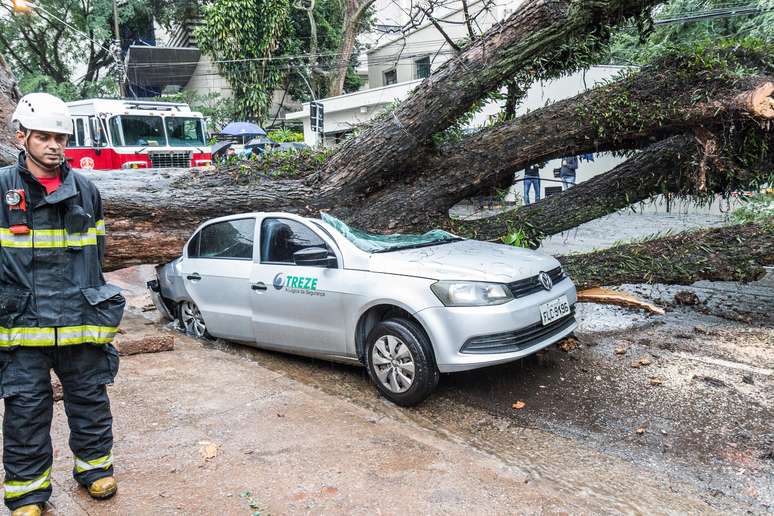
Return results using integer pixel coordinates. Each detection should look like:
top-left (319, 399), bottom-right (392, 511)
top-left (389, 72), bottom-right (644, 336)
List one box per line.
top-left (321, 213), bottom-right (462, 253)
top-left (165, 117), bottom-right (207, 146)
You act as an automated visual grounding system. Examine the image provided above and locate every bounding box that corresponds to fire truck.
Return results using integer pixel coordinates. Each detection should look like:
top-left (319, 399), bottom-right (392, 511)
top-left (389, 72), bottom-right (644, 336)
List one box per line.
top-left (64, 99), bottom-right (212, 170)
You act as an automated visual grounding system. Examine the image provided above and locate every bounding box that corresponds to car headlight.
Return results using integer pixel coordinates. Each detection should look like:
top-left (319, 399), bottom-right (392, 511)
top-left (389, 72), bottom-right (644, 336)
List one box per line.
top-left (430, 281), bottom-right (513, 307)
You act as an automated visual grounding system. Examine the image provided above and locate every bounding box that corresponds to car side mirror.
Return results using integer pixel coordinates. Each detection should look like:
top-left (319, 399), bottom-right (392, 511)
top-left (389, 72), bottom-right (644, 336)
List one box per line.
top-left (293, 247), bottom-right (335, 267)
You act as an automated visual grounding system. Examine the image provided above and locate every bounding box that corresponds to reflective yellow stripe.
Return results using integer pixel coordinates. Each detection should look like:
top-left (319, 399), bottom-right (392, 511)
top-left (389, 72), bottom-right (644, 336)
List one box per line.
top-left (95, 219), bottom-right (106, 236)
top-left (4, 467), bottom-right (52, 500)
top-left (74, 452), bottom-right (113, 473)
top-left (0, 228), bottom-right (32, 248)
top-left (0, 327), bottom-right (55, 347)
top-left (57, 325), bottom-right (118, 345)
top-left (0, 326), bottom-right (117, 347)
top-left (0, 227), bottom-right (100, 248)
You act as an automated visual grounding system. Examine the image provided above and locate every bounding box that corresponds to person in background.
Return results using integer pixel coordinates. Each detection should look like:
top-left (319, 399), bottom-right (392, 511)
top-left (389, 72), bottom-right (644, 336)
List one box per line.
top-left (560, 155), bottom-right (579, 191)
top-left (523, 163), bottom-right (541, 205)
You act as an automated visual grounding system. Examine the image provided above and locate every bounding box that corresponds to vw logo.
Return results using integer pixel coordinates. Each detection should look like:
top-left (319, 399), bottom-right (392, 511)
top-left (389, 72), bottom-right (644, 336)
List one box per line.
top-left (273, 273), bottom-right (285, 290)
top-left (538, 271), bottom-right (553, 291)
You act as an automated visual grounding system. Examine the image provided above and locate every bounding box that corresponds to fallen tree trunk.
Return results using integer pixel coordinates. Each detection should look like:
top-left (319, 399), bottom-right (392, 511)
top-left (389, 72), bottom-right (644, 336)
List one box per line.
top-left (342, 77), bottom-right (774, 232)
top-left (455, 129), bottom-right (774, 241)
top-left (92, 84), bottom-right (773, 269)
top-left (0, 53), bottom-right (20, 166)
top-left (320, 0), bottom-right (663, 197)
top-left (561, 223), bottom-right (774, 290)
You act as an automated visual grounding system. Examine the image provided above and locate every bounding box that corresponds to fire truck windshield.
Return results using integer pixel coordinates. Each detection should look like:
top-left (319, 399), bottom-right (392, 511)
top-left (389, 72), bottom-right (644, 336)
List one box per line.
top-left (111, 115), bottom-right (166, 147)
top-left (165, 117), bottom-right (207, 147)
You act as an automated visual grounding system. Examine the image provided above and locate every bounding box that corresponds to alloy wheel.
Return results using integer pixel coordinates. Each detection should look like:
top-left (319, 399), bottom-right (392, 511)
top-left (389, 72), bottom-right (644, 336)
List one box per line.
top-left (180, 301), bottom-right (207, 338)
top-left (371, 335), bottom-right (416, 393)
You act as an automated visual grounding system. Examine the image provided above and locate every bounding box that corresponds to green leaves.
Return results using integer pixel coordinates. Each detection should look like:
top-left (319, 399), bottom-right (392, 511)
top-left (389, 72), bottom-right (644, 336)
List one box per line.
top-left (195, 0), bottom-right (292, 121)
top-left (501, 228), bottom-right (532, 248)
top-left (0, 0), bottom-right (159, 97)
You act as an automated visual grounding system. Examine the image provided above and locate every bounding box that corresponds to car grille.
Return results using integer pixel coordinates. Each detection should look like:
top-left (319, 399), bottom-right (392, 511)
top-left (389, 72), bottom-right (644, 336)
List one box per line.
top-left (460, 308), bottom-right (576, 354)
top-left (508, 266), bottom-right (565, 298)
top-left (148, 152), bottom-right (191, 168)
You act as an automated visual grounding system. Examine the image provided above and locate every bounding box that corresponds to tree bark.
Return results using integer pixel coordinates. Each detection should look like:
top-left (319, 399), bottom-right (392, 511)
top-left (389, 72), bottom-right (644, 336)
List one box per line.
top-left (327, 0), bottom-right (374, 97)
top-left (0, 52), bottom-right (20, 166)
top-left (86, 72), bottom-right (774, 270)
top-left (561, 223), bottom-right (773, 290)
top-left (339, 77), bottom-right (774, 232)
top-left (454, 130), bottom-right (774, 241)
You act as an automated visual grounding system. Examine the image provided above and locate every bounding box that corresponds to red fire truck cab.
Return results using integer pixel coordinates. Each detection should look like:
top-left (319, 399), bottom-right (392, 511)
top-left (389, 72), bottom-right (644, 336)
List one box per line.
top-left (64, 98), bottom-right (212, 171)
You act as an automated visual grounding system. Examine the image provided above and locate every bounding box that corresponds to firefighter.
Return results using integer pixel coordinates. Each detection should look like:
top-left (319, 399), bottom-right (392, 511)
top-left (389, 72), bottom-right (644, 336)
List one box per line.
top-left (0, 93), bottom-right (125, 516)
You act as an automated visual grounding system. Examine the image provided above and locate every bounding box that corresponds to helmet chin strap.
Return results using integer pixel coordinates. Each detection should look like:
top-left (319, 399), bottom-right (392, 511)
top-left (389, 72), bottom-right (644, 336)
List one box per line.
top-left (24, 131), bottom-right (63, 173)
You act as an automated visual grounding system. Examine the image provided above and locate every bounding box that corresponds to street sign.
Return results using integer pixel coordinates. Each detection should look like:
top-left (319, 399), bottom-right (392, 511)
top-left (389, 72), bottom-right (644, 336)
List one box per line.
top-left (310, 101), bottom-right (324, 133)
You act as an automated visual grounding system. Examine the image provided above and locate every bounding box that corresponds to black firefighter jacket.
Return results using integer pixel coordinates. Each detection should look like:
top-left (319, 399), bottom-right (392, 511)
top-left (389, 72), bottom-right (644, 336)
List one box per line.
top-left (0, 152), bottom-right (125, 348)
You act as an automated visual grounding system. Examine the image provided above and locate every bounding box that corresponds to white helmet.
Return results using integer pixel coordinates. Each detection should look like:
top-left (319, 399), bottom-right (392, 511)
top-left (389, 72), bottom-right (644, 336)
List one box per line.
top-left (12, 92), bottom-right (73, 135)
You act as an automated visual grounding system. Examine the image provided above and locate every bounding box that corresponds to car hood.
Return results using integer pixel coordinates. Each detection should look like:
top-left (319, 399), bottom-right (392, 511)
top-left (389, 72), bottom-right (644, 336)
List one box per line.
top-left (367, 240), bottom-right (561, 283)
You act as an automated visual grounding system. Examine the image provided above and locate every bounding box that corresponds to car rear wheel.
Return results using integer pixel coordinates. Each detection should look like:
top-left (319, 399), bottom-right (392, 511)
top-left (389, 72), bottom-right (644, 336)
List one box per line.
top-left (178, 301), bottom-right (211, 340)
top-left (365, 318), bottom-right (439, 406)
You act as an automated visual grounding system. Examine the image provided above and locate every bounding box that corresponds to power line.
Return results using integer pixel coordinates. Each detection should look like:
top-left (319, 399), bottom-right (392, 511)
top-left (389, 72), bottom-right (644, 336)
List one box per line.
top-left (652, 4), bottom-right (769, 24)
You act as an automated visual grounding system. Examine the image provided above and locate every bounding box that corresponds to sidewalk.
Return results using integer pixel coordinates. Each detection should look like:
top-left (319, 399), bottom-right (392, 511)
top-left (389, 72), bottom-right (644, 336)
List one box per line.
top-left (41, 319), bottom-right (545, 515)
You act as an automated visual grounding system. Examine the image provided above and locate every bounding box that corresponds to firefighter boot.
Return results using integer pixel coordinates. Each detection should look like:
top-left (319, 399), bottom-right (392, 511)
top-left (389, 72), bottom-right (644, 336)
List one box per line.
top-left (88, 476), bottom-right (117, 499)
top-left (10, 504), bottom-right (43, 516)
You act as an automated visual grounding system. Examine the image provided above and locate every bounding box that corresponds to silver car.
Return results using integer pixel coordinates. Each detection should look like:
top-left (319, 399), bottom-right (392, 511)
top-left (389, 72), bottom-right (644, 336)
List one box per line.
top-left (148, 212), bottom-right (577, 406)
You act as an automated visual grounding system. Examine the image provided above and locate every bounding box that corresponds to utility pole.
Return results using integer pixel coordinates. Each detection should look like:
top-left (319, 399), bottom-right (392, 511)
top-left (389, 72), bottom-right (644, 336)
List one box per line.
top-left (112, 0), bottom-right (125, 97)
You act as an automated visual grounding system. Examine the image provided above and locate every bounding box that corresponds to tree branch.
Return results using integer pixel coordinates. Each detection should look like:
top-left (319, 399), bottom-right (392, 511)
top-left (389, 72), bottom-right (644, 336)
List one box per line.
top-left (561, 223), bottom-right (773, 289)
top-left (321, 0), bottom-right (664, 200)
top-left (461, 0), bottom-right (476, 40)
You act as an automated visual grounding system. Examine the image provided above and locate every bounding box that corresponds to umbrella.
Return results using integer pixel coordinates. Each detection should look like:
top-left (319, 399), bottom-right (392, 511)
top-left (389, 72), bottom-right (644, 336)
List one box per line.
top-left (245, 136), bottom-right (275, 147)
top-left (220, 122), bottom-right (266, 137)
top-left (210, 141), bottom-right (233, 159)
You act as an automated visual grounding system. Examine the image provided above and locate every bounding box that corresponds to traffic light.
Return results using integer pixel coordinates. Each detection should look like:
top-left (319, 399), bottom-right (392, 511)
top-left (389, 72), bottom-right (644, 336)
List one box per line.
top-left (12, 0), bottom-right (33, 13)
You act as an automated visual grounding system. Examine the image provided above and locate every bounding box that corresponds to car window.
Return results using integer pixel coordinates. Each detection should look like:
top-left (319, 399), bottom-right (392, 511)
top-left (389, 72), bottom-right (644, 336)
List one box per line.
top-left (261, 218), bottom-right (327, 264)
top-left (187, 231), bottom-right (200, 258)
top-left (199, 218), bottom-right (255, 260)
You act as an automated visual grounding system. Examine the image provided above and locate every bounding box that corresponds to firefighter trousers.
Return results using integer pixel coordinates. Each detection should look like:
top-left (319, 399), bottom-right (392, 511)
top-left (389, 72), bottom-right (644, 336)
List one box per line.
top-left (0, 344), bottom-right (119, 510)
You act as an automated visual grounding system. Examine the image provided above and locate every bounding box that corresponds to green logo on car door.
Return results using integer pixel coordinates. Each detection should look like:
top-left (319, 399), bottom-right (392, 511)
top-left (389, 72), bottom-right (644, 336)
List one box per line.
top-left (274, 272), bottom-right (324, 297)
top-left (286, 275), bottom-right (317, 290)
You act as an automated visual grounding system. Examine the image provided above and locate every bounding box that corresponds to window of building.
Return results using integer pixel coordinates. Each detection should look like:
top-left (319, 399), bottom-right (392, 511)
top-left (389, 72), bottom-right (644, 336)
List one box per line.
top-left (198, 218), bottom-right (255, 260)
top-left (415, 56), bottom-right (431, 79)
top-left (383, 69), bottom-right (397, 86)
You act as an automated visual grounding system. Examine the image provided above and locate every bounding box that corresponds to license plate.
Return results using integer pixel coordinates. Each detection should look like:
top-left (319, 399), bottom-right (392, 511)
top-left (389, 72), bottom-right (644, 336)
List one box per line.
top-left (540, 295), bottom-right (570, 325)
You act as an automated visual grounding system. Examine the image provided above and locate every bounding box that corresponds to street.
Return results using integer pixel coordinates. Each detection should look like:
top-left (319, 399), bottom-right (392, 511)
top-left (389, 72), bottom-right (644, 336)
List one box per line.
top-left (11, 261), bottom-right (770, 515)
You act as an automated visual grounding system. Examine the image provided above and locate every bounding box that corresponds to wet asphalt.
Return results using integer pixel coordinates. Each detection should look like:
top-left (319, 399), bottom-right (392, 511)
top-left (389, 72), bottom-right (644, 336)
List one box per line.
top-left (196, 278), bottom-right (773, 514)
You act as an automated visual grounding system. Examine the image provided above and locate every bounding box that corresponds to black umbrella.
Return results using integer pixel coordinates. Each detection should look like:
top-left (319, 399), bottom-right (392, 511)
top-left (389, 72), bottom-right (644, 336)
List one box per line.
top-left (211, 141), bottom-right (233, 159)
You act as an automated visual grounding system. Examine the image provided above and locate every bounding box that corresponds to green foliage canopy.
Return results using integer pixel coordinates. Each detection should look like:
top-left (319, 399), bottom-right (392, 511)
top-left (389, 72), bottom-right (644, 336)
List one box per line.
top-left (609, 0), bottom-right (774, 64)
top-left (0, 0), bottom-right (159, 98)
top-left (194, 0), bottom-right (291, 121)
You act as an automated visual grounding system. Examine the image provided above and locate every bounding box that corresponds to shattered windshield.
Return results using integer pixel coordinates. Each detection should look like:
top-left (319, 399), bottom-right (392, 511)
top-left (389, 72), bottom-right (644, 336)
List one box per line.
top-left (321, 213), bottom-right (462, 253)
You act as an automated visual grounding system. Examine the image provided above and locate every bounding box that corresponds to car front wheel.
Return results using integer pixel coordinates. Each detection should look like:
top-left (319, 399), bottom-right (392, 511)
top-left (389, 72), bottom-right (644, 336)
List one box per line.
top-left (365, 318), bottom-right (439, 406)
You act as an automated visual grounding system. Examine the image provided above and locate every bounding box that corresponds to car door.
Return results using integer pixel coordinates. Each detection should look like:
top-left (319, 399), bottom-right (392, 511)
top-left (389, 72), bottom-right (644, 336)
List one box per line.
top-left (249, 216), bottom-right (348, 356)
top-left (180, 217), bottom-right (257, 342)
